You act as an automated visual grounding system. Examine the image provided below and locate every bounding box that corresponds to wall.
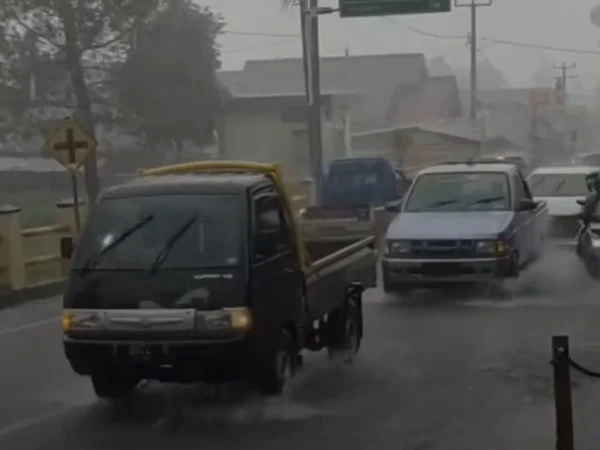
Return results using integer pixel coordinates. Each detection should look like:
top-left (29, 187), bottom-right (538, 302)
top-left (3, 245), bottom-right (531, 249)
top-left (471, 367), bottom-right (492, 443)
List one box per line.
top-left (219, 102), bottom-right (348, 181)
top-left (350, 132), bottom-right (397, 162)
top-left (398, 130), bottom-right (480, 177)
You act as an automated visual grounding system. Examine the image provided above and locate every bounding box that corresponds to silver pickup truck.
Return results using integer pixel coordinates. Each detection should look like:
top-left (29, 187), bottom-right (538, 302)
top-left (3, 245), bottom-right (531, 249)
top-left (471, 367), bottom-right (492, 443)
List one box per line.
top-left (381, 162), bottom-right (549, 294)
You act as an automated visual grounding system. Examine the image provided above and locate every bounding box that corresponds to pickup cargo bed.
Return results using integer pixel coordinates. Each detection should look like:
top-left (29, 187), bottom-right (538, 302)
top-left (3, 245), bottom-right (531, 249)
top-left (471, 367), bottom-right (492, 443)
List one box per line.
top-left (303, 236), bottom-right (377, 319)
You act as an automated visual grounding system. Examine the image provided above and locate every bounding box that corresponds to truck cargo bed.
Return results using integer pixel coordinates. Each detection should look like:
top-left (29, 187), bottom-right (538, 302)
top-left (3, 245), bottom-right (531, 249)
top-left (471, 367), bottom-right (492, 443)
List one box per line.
top-left (303, 236), bottom-right (377, 320)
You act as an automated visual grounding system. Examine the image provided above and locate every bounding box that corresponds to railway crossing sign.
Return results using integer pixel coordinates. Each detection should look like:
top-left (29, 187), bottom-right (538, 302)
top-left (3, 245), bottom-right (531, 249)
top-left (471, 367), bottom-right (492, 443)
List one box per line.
top-left (46, 117), bottom-right (96, 172)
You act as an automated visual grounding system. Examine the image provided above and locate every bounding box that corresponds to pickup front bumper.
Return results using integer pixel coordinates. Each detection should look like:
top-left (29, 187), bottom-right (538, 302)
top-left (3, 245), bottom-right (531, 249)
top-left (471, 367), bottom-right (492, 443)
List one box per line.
top-left (381, 256), bottom-right (511, 288)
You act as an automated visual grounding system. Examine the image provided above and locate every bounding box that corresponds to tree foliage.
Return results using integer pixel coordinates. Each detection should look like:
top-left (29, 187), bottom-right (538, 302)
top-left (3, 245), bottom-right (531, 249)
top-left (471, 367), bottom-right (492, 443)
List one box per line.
top-left (115, 0), bottom-right (225, 150)
top-left (0, 0), bottom-right (164, 142)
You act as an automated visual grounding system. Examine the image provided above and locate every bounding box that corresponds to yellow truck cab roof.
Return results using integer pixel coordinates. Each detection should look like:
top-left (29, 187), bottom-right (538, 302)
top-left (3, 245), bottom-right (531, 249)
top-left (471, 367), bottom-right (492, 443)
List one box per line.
top-left (103, 173), bottom-right (270, 198)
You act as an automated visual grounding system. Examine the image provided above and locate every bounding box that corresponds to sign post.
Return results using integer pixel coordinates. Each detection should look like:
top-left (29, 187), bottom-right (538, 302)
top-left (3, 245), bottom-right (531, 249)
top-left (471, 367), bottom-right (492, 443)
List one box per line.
top-left (45, 117), bottom-right (97, 233)
top-left (339, 0), bottom-right (451, 18)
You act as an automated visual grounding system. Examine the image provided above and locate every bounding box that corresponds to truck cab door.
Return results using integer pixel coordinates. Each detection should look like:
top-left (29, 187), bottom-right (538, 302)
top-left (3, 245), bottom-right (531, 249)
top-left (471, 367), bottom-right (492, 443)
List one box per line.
top-left (512, 172), bottom-right (536, 262)
top-left (250, 190), bottom-right (304, 333)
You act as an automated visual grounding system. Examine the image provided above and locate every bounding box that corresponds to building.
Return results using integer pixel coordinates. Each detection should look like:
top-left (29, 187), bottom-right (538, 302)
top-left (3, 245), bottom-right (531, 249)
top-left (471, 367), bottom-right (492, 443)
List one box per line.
top-left (217, 52), bottom-right (464, 177)
top-left (353, 118), bottom-right (521, 177)
top-left (217, 90), bottom-right (359, 181)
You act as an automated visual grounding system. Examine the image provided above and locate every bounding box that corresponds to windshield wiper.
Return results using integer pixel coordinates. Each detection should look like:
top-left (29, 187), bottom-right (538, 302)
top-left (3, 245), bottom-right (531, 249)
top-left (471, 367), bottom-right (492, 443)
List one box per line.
top-left (466, 196), bottom-right (505, 207)
top-left (148, 215), bottom-right (198, 274)
top-left (552, 179), bottom-right (566, 194)
top-left (423, 199), bottom-right (458, 209)
top-left (79, 214), bottom-right (154, 276)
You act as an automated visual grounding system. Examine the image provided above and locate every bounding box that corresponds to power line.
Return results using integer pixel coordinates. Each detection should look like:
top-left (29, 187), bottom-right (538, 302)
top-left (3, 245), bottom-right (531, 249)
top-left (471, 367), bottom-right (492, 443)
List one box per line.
top-left (221, 38), bottom-right (295, 53)
top-left (480, 38), bottom-right (600, 55)
top-left (223, 30), bottom-right (300, 38)
top-left (223, 25), bottom-right (600, 56)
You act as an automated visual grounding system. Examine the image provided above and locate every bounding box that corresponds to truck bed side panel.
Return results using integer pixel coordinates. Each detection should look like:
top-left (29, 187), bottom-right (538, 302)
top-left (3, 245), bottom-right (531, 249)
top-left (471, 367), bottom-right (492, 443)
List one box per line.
top-left (305, 244), bottom-right (376, 320)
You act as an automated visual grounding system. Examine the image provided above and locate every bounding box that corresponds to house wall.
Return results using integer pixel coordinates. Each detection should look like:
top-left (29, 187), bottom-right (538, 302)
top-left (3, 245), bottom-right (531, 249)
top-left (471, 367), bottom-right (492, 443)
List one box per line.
top-left (398, 130), bottom-right (480, 177)
top-left (219, 104), bottom-right (348, 181)
top-left (350, 133), bottom-right (397, 162)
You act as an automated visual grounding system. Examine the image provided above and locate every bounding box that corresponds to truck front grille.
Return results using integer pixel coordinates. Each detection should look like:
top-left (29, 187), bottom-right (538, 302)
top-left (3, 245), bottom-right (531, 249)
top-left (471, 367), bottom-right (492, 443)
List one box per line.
top-left (409, 240), bottom-right (476, 258)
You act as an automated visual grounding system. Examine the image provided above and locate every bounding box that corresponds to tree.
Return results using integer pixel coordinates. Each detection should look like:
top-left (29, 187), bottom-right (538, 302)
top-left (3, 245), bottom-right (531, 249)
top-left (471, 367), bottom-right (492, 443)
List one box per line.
top-left (115, 0), bottom-right (225, 157)
top-left (0, 0), bottom-right (164, 199)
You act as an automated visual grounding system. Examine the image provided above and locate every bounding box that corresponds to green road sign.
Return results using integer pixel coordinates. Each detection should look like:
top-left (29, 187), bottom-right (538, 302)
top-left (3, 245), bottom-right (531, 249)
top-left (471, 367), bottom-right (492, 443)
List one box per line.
top-left (340, 0), bottom-right (451, 18)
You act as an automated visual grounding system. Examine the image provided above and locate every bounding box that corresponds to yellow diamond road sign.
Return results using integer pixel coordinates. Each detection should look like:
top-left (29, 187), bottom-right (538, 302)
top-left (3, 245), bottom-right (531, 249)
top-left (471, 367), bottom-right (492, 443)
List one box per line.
top-left (46, 117), bottom-right (96, 172)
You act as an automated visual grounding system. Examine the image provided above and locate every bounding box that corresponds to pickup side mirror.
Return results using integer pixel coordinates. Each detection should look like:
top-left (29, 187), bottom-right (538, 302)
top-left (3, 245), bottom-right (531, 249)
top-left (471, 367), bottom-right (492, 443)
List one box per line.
top-left (517, 199), bottom-right (537, 212)
top-left (60, 236), bottom-right (74, 259)
top-left (576, 199), bottom-right (586, 206)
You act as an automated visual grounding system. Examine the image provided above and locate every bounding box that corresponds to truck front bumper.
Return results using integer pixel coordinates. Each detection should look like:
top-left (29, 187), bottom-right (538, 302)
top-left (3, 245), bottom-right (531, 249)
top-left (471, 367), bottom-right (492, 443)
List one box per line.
top-left (63, 336), bottom-right (249, 383)
top-left (381, 256), bottom-right (511, 288)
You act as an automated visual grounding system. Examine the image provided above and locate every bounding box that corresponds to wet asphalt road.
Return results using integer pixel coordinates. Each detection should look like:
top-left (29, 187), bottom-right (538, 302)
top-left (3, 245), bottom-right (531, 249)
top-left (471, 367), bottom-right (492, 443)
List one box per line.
top-left (2, 247), bottom-right (600, 449)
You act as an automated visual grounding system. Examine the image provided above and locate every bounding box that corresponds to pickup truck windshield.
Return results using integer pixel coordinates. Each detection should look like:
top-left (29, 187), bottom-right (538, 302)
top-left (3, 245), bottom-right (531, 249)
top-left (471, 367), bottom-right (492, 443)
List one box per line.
top-left (73, 193), bottom-right (242, 270)
top-left (404, 172), bottom-right (511, 212)
top-left (528, 173), bottom-right (588, 197)
top-left (328, 159), bottom-right (391, 190)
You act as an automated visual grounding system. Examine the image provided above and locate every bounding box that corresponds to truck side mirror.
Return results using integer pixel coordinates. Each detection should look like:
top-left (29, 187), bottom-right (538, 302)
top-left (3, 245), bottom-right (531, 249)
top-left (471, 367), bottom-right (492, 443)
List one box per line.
top-left (60, 237), bottom-right (74, 259)
top-left (517, 199), bottom-right (536, 212)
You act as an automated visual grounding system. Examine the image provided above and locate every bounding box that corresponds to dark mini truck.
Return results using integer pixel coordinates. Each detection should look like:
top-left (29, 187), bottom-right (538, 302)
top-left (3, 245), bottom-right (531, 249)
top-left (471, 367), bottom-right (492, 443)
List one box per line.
top-left (381, 161), bottom-right (548, 294)
top-left (61, 161), bottom-right (377, 399)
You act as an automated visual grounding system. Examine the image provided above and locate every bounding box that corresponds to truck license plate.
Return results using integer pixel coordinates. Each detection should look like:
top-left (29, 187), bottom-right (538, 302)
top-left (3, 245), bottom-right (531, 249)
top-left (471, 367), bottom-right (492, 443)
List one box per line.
top-left (129, 344), bottom-right (152, 358)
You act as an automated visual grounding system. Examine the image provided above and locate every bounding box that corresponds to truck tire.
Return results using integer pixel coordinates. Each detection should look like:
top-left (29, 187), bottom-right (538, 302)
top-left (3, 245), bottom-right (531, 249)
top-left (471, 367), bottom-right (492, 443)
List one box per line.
top-left (255, 329), bottom-right (293, 396)
top-left (91, 370), bottom-right (139, 399)
top-left (327, 294), bottom-right (362, 363)
top-left (507, 251), bottom-right (520, 278)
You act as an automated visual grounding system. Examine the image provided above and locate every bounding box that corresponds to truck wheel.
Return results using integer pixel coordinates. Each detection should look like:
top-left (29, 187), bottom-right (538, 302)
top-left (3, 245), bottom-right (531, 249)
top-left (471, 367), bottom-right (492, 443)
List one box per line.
top-left (327, 295), bottom-right (362, 363)
top-left (507, 252), bottom-right (520, 278)
top-left (255, 329), bottom-right (293, 396)
top-left (91, 370), bottom-right (139, 399)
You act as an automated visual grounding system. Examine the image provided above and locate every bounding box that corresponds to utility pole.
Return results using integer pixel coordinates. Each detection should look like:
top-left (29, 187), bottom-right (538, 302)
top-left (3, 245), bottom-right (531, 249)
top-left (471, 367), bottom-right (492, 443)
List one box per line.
top-left (553, 62), bottom-right (576, 93)
top-left (455, 0), bottom-right (492, 121)
top-left (298, 0), bottom-right (337, 204)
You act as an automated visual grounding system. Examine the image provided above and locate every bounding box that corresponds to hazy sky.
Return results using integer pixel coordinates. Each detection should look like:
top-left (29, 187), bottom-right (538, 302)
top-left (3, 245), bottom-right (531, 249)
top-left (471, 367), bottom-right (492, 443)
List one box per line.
top-left (201, 0), bottom-right (600, 92)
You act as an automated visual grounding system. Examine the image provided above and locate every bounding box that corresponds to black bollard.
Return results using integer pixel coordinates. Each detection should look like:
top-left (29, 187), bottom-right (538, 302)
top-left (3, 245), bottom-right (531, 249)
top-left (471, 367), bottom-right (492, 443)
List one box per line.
top-left (552, 335), bottom-right (574, 450)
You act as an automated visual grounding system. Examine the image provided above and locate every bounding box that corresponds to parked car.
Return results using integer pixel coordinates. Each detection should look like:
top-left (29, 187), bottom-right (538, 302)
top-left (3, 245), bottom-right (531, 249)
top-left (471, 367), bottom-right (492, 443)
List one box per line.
top-left (572, 152), bottom-right (600, 166)
top-left (528, 165), bottom-right (599, 245)
top-left (381, 161), bottom-right (548, 295)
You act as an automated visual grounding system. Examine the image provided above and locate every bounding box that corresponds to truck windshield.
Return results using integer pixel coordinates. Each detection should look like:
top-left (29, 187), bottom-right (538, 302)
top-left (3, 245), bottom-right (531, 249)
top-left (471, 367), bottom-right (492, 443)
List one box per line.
top-left (404, 172), bottom-right (511, 212)
top-left (528, 173), bottom-right (588, 197)
top-left (328, 159), bottom-right (391, 190)
top-left (73, 193), bottom-right (242, 271)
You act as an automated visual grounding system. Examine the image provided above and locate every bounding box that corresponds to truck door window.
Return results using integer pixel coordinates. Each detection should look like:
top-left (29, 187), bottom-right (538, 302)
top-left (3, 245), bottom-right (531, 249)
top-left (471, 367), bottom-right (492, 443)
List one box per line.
top-left (512, 173), bottom-right (526, 204)
top-left (518, 173), bottom-right (533, 199)
top-left (393, 168), bottom-right (408, 194)
top-left (253, 194), bottom-right (288, 262)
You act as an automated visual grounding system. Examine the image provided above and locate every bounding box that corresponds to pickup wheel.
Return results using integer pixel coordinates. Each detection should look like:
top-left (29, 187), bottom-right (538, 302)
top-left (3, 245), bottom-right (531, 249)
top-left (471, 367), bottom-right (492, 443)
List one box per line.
top-left (327, 294), bottom-right (362, 363)
top-left (507, 251), bottom-right (520, 278)
top-left (255, 329), bottom-right (293, 396)
top-left (91, 370), bottom-right (139, 399)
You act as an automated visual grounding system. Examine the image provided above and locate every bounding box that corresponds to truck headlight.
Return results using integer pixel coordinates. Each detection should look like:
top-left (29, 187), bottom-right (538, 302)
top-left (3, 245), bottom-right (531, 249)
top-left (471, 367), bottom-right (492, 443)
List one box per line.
top-left (475, 240), bottom-right (509, 256)
top-left (387, 240), bottom-right (411, 255)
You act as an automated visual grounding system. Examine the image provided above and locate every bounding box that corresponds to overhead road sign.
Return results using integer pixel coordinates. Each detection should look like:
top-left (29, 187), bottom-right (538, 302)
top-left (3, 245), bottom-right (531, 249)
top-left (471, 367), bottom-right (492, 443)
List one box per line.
top-left (339, 0), bottom-right (451, 18)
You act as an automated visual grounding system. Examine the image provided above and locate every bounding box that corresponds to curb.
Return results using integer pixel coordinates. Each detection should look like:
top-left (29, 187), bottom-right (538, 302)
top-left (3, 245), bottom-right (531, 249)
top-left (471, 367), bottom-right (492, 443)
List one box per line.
top-left (0, 281), bottom-right (65, 311)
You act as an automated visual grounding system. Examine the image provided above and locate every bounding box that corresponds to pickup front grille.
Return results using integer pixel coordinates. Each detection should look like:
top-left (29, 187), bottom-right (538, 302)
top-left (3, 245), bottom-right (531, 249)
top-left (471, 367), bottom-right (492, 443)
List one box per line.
top-left (547, 216), bottom-right (580, 239)
top-left (409, 240), bottom-right (476, 258)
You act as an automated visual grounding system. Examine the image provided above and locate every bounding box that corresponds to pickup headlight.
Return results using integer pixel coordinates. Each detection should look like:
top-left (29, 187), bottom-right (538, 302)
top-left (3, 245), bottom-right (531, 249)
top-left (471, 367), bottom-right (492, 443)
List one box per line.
top-left (387, 240), bottom-right (411, 255)
top-left (475, 240), bottom-right (509, 256)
